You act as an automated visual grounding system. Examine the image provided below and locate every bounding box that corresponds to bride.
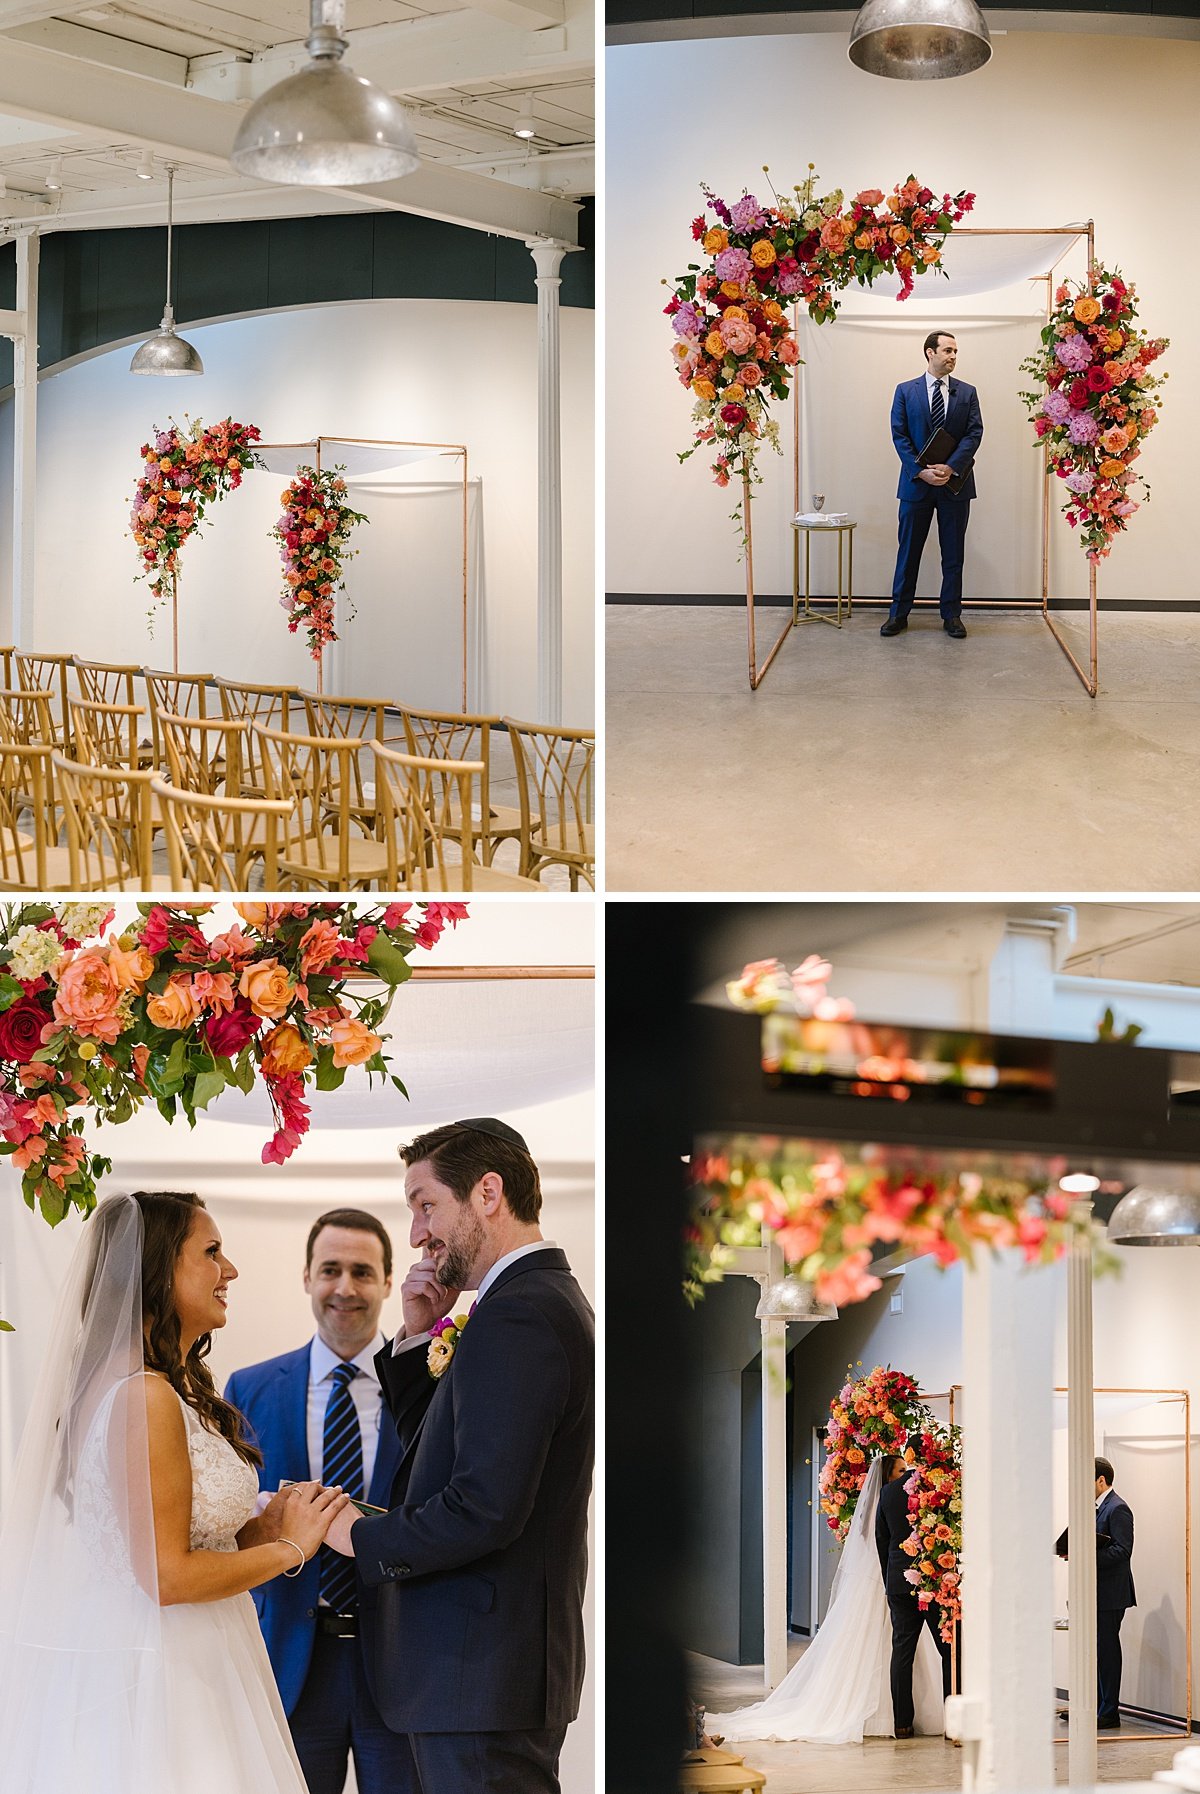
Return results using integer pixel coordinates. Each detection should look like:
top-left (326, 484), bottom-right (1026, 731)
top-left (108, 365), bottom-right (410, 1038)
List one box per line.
top-left (707, 1456), bottom-right (945, 1744)
top-left (0, 1190), bottom-right (350, 1792)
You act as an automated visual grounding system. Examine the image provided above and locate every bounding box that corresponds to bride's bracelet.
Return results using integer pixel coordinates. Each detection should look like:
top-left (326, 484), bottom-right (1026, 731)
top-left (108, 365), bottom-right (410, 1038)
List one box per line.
top-left (278, 1536), bottom-right (306, 1577)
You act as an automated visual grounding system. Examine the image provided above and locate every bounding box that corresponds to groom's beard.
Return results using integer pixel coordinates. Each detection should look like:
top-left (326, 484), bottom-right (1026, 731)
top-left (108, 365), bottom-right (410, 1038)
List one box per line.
top-left (435, 1208), bottom-right (486, 1292)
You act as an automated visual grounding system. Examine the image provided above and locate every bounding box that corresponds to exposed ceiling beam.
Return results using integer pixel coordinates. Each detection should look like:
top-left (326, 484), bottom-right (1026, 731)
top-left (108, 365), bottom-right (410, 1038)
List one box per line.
top-left (0, 36), bottom-right (580, 240)
top-left (0, 0), bottom-right (98, 24)
top-left (463, 0), bottom-right (565, 29)
top-left (6, 17), bottom-right (189, 84)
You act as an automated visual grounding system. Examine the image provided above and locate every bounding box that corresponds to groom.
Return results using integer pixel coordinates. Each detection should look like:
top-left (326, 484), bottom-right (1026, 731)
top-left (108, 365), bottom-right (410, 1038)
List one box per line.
top-left (1055, 1456), bottom-right (1136, 1729)
top-left (876, 1454), bottom-right (952, 1737)
top-left (324, 1118), bottom-right (594, 1794)
top-left (882, 330), bottom-right (983, 639)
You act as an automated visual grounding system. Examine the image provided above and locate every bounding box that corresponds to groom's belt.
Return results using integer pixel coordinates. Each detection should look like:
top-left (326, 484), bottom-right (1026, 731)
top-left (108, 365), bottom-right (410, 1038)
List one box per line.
top-left (316, 1607), bottom-right (358, 1638)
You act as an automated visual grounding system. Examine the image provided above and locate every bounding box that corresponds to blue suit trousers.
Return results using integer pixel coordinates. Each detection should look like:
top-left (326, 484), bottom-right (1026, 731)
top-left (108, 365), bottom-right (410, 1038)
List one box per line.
top-left (289, 1629), bottom-right (419, 1794)
top-left (889, 490), bottom-right (971, 621)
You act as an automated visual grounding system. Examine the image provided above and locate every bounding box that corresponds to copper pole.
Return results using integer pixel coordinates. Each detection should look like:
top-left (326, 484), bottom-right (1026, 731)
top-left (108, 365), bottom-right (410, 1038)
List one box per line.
top-left (348, 963), bottom-right (594, 982)
top-left (1040, 222), bottom-right (1099, 697)
top-left (171, 568), bottom-right (179, 677)
top-left (1041, 276), bottom-right (1052, 622)
top-left (315, 435), bottom-right (324, 698)
top-left (461, 448), bottom-right (469, 710)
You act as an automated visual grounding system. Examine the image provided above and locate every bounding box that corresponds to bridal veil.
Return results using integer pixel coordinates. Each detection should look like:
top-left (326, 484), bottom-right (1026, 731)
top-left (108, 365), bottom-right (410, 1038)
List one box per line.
top-left (0, 1194), bottom-right (167, 1789)
top-left (708, 1456), bottom-right (944, 1743)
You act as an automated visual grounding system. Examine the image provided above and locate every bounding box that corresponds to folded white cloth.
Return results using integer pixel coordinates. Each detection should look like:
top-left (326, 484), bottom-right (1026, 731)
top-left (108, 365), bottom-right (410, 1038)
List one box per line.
top-left (1154, 1745), bottom-right (1200, 1790)
top-left (794, 512), bottom-right (850, 525)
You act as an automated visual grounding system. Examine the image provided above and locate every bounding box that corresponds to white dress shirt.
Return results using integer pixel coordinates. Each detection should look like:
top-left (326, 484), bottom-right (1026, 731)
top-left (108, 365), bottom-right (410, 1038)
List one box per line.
top-left (391, 1240), bottom-right (560, 1355)
top-left (306, 1332), bottom-right (385, 1492)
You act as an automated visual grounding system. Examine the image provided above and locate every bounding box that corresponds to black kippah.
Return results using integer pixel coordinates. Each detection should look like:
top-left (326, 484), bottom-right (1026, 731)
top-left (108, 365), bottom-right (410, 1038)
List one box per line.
top-left (453, 1117), bottom-right (531, 1154)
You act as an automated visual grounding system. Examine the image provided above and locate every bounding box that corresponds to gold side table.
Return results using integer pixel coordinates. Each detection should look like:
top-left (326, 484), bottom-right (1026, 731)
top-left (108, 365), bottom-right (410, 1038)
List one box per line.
top-left (790, 519), bottom-right (856, 628)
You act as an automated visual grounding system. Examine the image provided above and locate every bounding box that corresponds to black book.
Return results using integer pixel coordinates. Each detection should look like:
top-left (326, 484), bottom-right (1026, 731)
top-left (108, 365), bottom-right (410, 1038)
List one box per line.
top-left (918, 424), bottom-right (973, 496)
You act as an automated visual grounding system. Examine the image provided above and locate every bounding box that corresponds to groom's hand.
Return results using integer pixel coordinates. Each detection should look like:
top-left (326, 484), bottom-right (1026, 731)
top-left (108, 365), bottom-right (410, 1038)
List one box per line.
top-left (324, 1502), bottom-right (361, 1558)
top-left (400, 1253), bottom-right (463, 1338)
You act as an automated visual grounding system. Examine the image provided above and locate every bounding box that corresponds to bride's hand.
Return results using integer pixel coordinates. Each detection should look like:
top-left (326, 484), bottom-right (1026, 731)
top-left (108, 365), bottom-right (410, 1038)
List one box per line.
top-left (401, 1253), bottom-right (461, 1337)
top-left (279, 1483), bottom-right (352, 1561)
top-left (236, 1483), bottom-right (298, 1548)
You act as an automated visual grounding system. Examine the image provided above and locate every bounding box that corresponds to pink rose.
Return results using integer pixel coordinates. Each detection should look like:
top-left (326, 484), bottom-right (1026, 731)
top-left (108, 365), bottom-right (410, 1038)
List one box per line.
top-left (776, 338), bottom-right (800, 366)
top-left (740, 362), bottom-right (763, 388)
top-left (718, 316), bottom-right (756, 356)
top-left (52, 952), bottom-right (124, 1044)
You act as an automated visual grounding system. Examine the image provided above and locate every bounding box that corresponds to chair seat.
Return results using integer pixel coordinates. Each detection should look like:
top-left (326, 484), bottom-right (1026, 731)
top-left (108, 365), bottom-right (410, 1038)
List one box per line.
top-left (21, 846), bottom-right (175, 892)
top-left (410, 863), bottom-right (547, 894)
top-left (532, 821), bottom-right (595, 860)
top-left (279, 833), bottom-right (391, 888)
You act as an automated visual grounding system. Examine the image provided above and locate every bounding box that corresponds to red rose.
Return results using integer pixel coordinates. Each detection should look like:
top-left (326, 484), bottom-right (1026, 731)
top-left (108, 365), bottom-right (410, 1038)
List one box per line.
top-left (1068, 381), bottom-right (1091, 410)
top-left (1087, 365), bottom-right (1112, 393)
top-left (205, 1002), bottom-right (263, 1058)
top-left (720, 403), bottom-right (747, 427)
top-left (0, 999), bottom-right (50, 1064)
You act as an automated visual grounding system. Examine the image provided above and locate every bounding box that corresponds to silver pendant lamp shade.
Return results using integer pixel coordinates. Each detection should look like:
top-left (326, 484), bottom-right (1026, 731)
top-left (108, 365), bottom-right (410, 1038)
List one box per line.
top-left (1107, 1185), bottom-right (1200, 1247)
top-left (755, 1277), bottom-right (838, 1322)
top-left (230, 0), bottom-right (419, 186)
top-left (848, 0), bottom-right (992, 79)
top-left (130, 166), bottom-right (204, 377)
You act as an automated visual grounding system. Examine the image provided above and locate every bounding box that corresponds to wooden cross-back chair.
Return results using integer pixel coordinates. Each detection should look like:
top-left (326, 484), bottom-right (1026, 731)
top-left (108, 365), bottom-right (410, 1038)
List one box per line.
top-left (502, 718), bottom-right (595, 889)
top-left (299, 690), bottom-right (392, 836)
top-left (15, 651), bottom-right (74, 750)
top-left (151, 777), bottom-right (292, 892)
top-left (398, 706), bottom-right (529, 870)
top-left (215, 679), bottom-right (301, 801)
top-left (51, 752), bottom-right (164, 890)
top-left (369, 740), bottom-right (543, 892)
top-left (157, 710), bottom-right (247, 797)
top-left (0, 742), bottom-right (64, 889)
top-left (143, 668), bottom-right (214, 769)
top-left (0, 687), bottom-right (64, 836)
top-left (69, 696), bottom-right (147, 772)
top-left (251, 722), bottom-right (391, 890)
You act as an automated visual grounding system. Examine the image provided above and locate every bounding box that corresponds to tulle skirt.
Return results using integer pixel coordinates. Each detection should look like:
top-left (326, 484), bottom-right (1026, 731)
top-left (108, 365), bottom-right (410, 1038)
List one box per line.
top-left (161, 1592), bottom-right (307, 1794)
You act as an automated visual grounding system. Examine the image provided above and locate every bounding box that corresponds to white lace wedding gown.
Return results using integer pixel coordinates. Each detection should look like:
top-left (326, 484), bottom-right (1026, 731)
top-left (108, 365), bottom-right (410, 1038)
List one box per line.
top-left (708, 1459), bottom-right (944, 1744)
top-left (76, 1384), bottom-right (309, 1794)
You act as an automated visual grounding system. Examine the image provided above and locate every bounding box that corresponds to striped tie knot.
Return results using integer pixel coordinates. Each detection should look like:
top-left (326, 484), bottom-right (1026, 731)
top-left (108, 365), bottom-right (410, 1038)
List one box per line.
top-left (931, 380), bottom-right (945, 428)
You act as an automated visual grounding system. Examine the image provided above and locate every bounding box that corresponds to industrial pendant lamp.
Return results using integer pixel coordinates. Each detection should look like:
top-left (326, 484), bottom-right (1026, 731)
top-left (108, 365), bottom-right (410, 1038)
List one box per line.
top-left (754, 1278), bottom-right (838, 1322)
top-left (1107, 1185), bottom-right (1200, 1247)
top-left (230, 0), bottom-right (420, 186)
top-left (848, 0), bottom-right (992, 79)
top-left (130, 166), bottom-right (204, 377)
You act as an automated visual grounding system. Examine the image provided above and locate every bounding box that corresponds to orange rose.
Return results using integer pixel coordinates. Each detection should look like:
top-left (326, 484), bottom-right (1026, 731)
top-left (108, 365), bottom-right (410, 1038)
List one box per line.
top-left (1107, 330), bottom-right (1124, 351)
top-left (1099, 459), bottom-right (1126, 479)
top-left (898, 250), bottom-right (914, 269)
top-left (890, 224), bottom-right (910, 246)
top-left (107, 938), bottom-right (154, 993)
top-left (692, 378), bottom-right (716, 401)
top-left (722, 306), bottom-right (748, 321)
top-left (854, 232), bottom-right (871, 250)
top-left (704, 330), bottom-right (726, 360)
top-left (52, 951), bottom-right (125, 1044)
top-left (330, 1016), bottom-right (382, 1068)
top-left (703, 227), bottom-right (729, 255)
top-left (723, 384), bottom-right (746, 404)
top-left (763, 301), bottom-right (783, 321)
top-left (719, 281), bottom-right (742, 299)
top-left (145, 976), bottom-right (202, 1032)
top-left (750, 238), bottom-right (776, 269)
top-left (921, 246), bottom-right (940, 265)
top-left (261, 1022), bottom-right (314, 1078)
top-left (239, 958), bottom-right (295, 1019)
top-left (1074, 296), bottom-right (1101, 325)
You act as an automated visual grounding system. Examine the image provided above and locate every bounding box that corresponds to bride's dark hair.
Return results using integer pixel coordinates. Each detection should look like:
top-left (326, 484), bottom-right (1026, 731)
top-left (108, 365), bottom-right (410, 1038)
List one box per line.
top-left (135, 1191), bottom-right (262, 1468)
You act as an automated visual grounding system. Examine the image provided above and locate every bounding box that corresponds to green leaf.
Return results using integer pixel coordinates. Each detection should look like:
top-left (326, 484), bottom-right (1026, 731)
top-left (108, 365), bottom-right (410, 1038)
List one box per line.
top-left (162, 1035), bottom-right (189, 1087)
top-left (39, 1188), bottom-right (67, 1227)
top-left (315, 1049), bottom-right (347, 1092)
top-left (0, 1318), bottom-right (13, 1331)
top-left (190, 1068), bottom-right (227, 1112)
top-left (0, 971), bottom-right (27, 1012)
top-left (156, 1094), bottom-right (178, 1125)
top-left (390, 1075), bottom-right (409, 1097)
top-left (366, 936), bottom-right (414, 986)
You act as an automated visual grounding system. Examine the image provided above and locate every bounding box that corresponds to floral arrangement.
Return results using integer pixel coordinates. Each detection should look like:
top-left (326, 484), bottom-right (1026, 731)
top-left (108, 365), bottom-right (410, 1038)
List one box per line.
top-left (901, 1423), bottom-right (962, 1643)
top-left (1019, 268), bottom-right (1168, 563)
top-left (272, 465), bottom-right (368, 660)
top-left (820, 1364), bottom-right (932, 1538)
top-left (666, 170), bottom-right (975, 514)
top-left (0, 900), bottom-right (468, 1229)
top-left (726, 953), bottom-right (855, 1021)
top-left (428, 1303), bottom-right (475, 1379)
top-left (130, 416), bottom-right (263, 605)
top-left (684, 1138), bottom-right (1114, 1308)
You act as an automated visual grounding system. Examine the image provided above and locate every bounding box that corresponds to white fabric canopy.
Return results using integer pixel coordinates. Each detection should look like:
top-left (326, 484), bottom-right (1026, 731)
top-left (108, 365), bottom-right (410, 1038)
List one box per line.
top-left (253, 441), bottom-right (455, 480)
top-left (837, 228), bottom-right (1090, 316)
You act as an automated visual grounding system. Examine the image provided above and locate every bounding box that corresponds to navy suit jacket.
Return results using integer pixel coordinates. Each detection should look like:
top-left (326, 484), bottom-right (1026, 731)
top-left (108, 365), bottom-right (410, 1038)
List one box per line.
top-left (352, 1248), bottom-right (594, 1734)
top-left (892, 374), bottom-right (983, 503)
top-left (1056, 1489), bottom-right (1136, 1612)
top-left (224, 1341), bottom-right (403, 1714)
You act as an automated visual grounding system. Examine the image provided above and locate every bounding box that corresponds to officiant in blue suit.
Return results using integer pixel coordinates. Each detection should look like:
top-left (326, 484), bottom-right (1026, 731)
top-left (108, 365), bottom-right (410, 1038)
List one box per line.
top-left (1056, 1456), bottom-right (1136, 1730)
top-left (882, 330), bottom-right (984, 640)
top-left (225, 1208), bottom-right (411, 1794)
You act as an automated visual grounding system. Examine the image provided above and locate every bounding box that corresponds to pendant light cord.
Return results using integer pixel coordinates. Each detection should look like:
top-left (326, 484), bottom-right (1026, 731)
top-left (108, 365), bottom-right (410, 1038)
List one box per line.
top-left (165, 164), bottom-right (175, 317)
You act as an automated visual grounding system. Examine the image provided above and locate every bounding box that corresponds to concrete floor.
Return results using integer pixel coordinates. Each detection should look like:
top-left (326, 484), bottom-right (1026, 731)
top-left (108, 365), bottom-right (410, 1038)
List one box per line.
top-left (689, 1644), bottom-right (1187, 1791)
top-left (606, 607), bottom-right (1200, 892)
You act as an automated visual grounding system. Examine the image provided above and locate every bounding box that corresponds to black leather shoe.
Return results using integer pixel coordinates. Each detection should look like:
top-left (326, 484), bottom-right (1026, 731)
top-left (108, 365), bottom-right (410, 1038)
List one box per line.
top-left (943, 618), bottom-right (967, 639)
top-left (880, 617), bottom-right (907, 636)
top-left (1097, 1716), bottom-right (1121, 1730)
top-left (895, 1725), bottom-right (915, 1739)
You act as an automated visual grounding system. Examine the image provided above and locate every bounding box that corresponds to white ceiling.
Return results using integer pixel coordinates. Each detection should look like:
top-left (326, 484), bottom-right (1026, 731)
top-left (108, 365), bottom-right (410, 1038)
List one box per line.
top-left (0, 0), bottom-right (594, 242)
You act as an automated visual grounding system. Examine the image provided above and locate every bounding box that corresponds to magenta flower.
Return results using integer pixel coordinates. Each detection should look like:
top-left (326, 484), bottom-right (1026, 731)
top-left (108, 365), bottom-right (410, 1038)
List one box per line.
top-left (1055, 334), bottom-right (1093, 372)
top-left (1042, 390), bottom-right (1071, 425)
top-left (730, 194), bottom-right (765, 233)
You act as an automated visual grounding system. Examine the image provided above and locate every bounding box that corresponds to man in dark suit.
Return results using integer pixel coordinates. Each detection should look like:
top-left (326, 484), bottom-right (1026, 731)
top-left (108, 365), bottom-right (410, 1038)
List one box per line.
top-left (881, 329), bottom-right (984, 640)
top-left (325, 1117), bottom-right (595, 1794)
top-left (225, 1208), bottom-right (411, 1794)
top-left (1055, 1456), bottom-right (1136, 1729)
top-left (875, 1454), bottom-right (952, 1737)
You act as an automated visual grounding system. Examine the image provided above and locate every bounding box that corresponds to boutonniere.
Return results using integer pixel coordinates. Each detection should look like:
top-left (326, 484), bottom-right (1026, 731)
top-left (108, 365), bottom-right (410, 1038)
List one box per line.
top-left (427, 1303), bottom-right (476, 1379)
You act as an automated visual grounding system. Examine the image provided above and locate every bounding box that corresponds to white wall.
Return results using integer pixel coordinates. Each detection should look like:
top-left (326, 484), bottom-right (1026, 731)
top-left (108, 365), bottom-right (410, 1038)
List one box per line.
top-left (607, 28), bottom-right (1198, 601)
top-left (0, 297), bottom-right (594, 724)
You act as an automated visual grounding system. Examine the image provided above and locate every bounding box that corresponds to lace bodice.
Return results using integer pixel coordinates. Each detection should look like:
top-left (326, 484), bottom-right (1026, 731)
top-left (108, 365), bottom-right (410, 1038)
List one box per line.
top-left (177, 1396), bottom-right (259, 1552)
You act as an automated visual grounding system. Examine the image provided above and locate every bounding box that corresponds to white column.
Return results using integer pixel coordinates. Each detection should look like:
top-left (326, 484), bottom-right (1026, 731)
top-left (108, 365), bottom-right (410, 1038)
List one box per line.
top-left (960, 1249), bottom-right (1055, 1792)
top-left (526, 239), bottom-right (565, 724)
top-left (987, 909), bottom-right (1075, 1035)
top-left (13, 230), bottom-right (39, 649)
top-left (759, 1235), bottom-right (789, 1689)
top-left (1066, 1204), bottom-right (1098, 1783)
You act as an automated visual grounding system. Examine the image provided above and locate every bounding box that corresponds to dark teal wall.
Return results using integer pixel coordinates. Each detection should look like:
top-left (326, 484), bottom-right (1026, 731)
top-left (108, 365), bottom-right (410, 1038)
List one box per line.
top-left (0, 197), bottom-right (594, 390)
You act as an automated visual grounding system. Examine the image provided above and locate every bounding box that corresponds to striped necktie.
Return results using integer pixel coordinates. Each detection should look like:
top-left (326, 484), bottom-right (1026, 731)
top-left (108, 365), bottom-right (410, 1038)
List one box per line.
top-left (319, 1362), bottom-right (363, 1614)
top-left (931, 379), bottom-right (946, 432)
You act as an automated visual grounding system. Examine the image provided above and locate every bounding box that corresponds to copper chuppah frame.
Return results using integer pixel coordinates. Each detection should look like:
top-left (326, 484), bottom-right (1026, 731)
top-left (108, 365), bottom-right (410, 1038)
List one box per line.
top-left (743, 222), bottom-right (1099, 697)
top-left (256, 436), bottom-right (471, 707)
